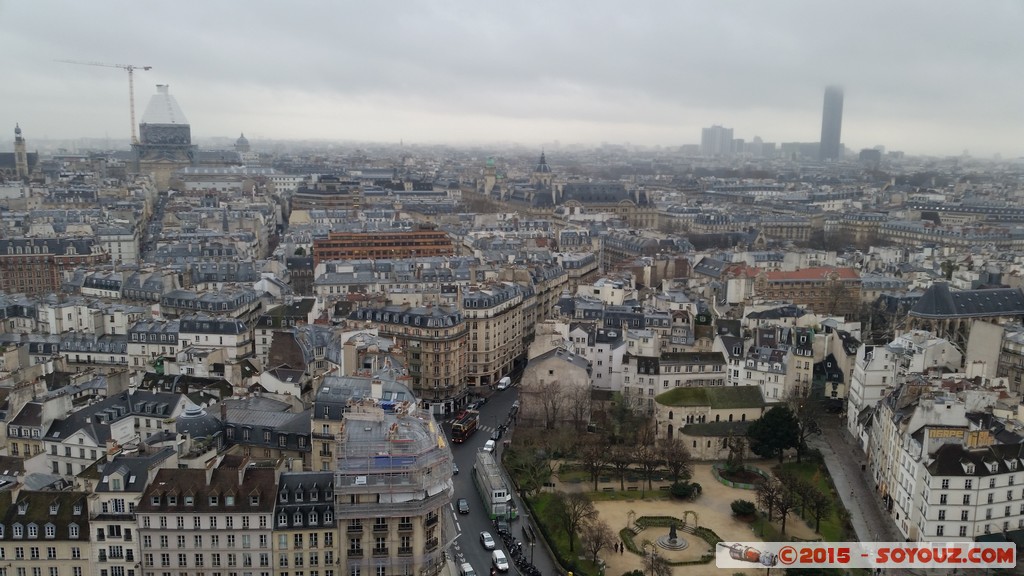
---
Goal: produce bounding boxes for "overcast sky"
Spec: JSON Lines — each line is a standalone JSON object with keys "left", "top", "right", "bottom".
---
{"left": 2, "top": 1, "right": 1022, "bottom": 157}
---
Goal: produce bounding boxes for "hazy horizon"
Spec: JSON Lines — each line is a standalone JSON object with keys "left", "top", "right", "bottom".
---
{"left": 2, "top": 1, "right": 1022, "bottom": 158}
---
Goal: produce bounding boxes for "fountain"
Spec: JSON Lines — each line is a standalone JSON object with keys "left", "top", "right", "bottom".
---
{"left": 655, "top": 521, "right": 689, "bottom": 551}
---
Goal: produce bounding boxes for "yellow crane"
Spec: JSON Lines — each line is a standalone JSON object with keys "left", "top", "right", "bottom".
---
{"left": 56, "top": 59, "right": 153, "bottom": 145}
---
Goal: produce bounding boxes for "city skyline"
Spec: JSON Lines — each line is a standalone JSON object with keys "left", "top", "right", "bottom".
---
{"left": 1, "top": 1, "right": 1022, "bottom": 157}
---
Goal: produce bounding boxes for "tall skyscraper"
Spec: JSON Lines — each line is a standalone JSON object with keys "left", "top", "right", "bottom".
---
{"left": 701, "top": 125, "right": 734, "bottom": 157}
{"left": 819, "top": 86, "right": 844, "bottom": 161}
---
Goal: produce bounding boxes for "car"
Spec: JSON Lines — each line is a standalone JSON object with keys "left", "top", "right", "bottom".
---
{"left": 479, "top": 531, "right": 496, "bottom": 550}
{"left": 490, "top": 429, "right": 501, "bottom": 441}
{"left": 457, "top": 498, "right": 470, "bottom": 514}
{"left": 494, "top": 519, "right": 510, "bottom": 535}
{"left": 483, "top": 440, "right": 496, "bottom": 453}
{"left": 453, "top": 463, "right": 459, "bottom": 475}
{"left": 496, "top": 376, "right": 511, "bottom": 390}
{"left": 491, "top": 550, "right": 509, "bottom": 573}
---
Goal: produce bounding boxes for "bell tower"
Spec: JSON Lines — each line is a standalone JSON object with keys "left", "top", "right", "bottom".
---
{"left": 14, "top": 124, "right": 28, "bottom": 180}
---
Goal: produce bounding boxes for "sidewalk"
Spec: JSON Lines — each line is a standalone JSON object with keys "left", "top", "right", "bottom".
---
{"left": 807, "top": 416, "right": 902, "bottom": 543}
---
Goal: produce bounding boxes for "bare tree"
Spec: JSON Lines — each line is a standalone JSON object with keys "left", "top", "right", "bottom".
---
{"left": 658, "top": 437, "right": 694, "bottom": 483}
{"left": 805, "top": 487, "right": 833, "bottom": 533}
{"left": 577, "top": 436, "right": 610, "bottom": 491}
{"left": 641, "top": 547, "right": 672, "bottom": 576}
{"left": 756, "top": 477, "right": 782, "bottom": 521}
{"left": 774, "top": 482, "right": 798, "bottom": 535}
{"left": 567, "top": 384, "right": 593, "bottom": 432}
{"left": 539, "top": 380, "right": 567, "bottom": 430}
{"left": 634, "top": 442, "right": 663, "bottom": 496}
{"left": 551, "top": 492, "right": 597, "bottom": 552}
{"left": 608, "top": 445, "right": 635, "bottom": 491}
{"left": 580, "top": 517, "right": 616, "bottom": 564}
{"left": 786, "top": 393, "right": 823, "bottom": 464}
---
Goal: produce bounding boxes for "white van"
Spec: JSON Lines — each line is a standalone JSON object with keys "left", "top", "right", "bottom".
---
{"left": 483, "top": 440, "right": 496, "bottom": 453}
{"left": 496, "top": 376, "right": 511, "bottom": 390}
{"left": 459, "top": 563, "right": 476, "bottom": 576}
{"left": 491, "top": 550, "right": 509, "bottom": 572}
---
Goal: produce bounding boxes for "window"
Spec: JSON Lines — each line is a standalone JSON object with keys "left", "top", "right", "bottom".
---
{"left": 938, "top": 510, "right": 946, "bottom": 521}
{"left": 936, "top": 525, "right": 944, "bottom": 536}
{"left": 962, "top": 511, "right": 970, "bottom": 521}
{"left": 939, "top": 495, "right": 947, "bottom": 505}
{"left": 44, "top": 525, "right": 54, "bottom": 539}
{"left": 966, "top": 479, "right": 973, "bottom": 489}
{"left": 941, "top": 479, "right": 950, "bottom": 489}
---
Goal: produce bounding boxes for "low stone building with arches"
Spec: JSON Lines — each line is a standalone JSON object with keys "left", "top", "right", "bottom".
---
{"left": 654, "top": 385, "right": 765, "bottom": 459}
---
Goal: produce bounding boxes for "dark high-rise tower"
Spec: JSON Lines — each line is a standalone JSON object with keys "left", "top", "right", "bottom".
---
{"left": 819, "top": 86, "right": 844, "bottom": 162}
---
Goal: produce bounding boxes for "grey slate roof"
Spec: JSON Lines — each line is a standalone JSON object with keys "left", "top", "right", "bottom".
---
{"left": 909, "top": 283, "right": 1024, "bottom": 319}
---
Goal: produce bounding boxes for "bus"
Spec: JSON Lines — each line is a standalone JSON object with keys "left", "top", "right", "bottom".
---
{"left": 452, "top": 410, "right": 480, "bottom": 443}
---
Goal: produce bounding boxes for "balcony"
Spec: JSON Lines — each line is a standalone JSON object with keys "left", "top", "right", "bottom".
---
{"left": 425, "top": 515, "right": 438, "bottom": 527}
{"left": 348, "top": 549, "right": 364, "bottom": 558}
{"left": 398, "top": 523, "right": 414, "bottom": 532}
{"left": 373, "top": 547, "right": 389, "bottom": 557}
{"left": 398, "top": 547, "right": 414, "bottom": 556}
{"left": 347, "top": 524, "right": 363, "bottom": 534}
{"left": 425, "top": 538, "right": 439, "bottom": 551}
{"left": 373, "top": 524, "right": 388, "bottom": 533}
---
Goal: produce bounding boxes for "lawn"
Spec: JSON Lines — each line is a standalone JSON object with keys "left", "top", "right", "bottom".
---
{"left": 779, "top": 461, "right": 849, "bottom": 542}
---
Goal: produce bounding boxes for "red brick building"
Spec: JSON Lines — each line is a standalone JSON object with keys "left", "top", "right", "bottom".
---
{"left": 312, "top": 226, "right": 454, "bottom": 266}
{"left": 0, "top": 238, "right": 110, "bottom": 295}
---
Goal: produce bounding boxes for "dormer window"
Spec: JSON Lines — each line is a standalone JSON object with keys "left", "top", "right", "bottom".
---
{"left": 209, "top": 496, "right": 219, "bottom": 506}
{"left": 150, "top": 496, "right": 160, "bottom": 506}
{"left": 310, "top": 489, "right": 318, "bottom": 502}
{"left": 293, "top": 512, "right": 303, "bottom": 526}
{"left": 279, "top": 492, "right": 288, "bottom": 503}
{"left": 184, "top": 496, "right": 194, "bottom": 506}
{"left": 168, "top": 495, "right": 177, "bottom": 505}
{"left": 278, "top": 512, "right": 287, "bottom": 526}
{"left": 966, "top": 463, "right": 976, "bottom": 474}
{"left": 990, "top": 462, "right": 999, "bottom": 473}
{"left": 17, "top": 502, "right": 28, "bottom": 515}
{"left": 13, "top": 524, "right": 22, "bottom": 538}
{"left": 250, "top": 495, "right": 259, "bottom": 506}
{"left": 27, "top": 524, "right": 37, "bottom": 538}
{"left": 1011, "top": 461, "right": 1018, "bottom": 471}
{"left": 309, "top": 511, "right": 318, "bottom": 524}
{"left": 225, "top": 496, "right": 235, "bottom": 506}
{"left": 49, "top": 503, "right": 58, "bottom": 515}
{"left": 68, "top": 524, "right": 79, "bottom": 539}
{"left": 73, "top": 504, "right": 82, "bottom": 515}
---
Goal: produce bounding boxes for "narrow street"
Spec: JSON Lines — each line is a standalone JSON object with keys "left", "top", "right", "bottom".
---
{"left": 807, "top": 415, "right": 903, "bottom": 543}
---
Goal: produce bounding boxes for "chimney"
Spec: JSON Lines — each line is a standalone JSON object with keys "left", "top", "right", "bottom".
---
{"left": 238, "top": 458, "right": 249, "bottom": 485}
{"left": 220, "top": 402, "right": 227, "bottom": 421}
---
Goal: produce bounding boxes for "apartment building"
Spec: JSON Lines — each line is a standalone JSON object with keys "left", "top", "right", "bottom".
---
{"left": 622, "top": 350, "right": 728, "bottom": 414}
{"left": 0, "top": 238, "right": 110, "bottom": 295}
{"left": 312, "top": 228, "right": 454, "bottom": 267}
{"left": 349, "top": 305, "right": 468, "bottom": 415}
{"left": 752, "top": 267, "right": 861, "bottom": 317}
{"left": 273, "top": 472, "right": 337, "bottom": 576}
{"left": 86, "top": 448, "right": 178, "bottom": 576}
{"left": 136, "top": 465, "right": 276, "bottom": 576}
{"left": 177, "top": 316, "right": 253, "bottom": 362}
{"left": 0, "top": 490, "right": 91, "bottom": 576}
{"left": 463, "top": 284, "right": 524, "bottom": 388}
{"left": 312, "top": 376, "right": 454, "bottom": 576}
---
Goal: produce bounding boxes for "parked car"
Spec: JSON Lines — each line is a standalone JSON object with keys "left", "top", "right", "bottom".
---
{"left": 457, "top": 498, "right": 470, "bottom": 514}
{"left": 483, "top": 440, "right": 496, "bottom": 453}
{"left": 490, "top": 429, "right": 501, "bottom": 441}
{"left": 453, "top": 463, "right": 459, "bottom": 475}
{"left": 494, "top": 519, "right": 510, "bottom": 535}
{"left": 479, "top": 531, "right": 496, "bottom": 550}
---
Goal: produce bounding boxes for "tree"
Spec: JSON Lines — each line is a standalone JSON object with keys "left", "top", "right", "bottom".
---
{"left": 567, "top": 385, "right": 593, "bottom": 432}
{"left": 774, "top": 477, "right": 798, "bottom": 535}
{"left": 634, "top": 442, "right": 663, "bottom": 496}
{"left": 609, "top": 445, "right": 635, "bottom": 490}
{"left": 747, "top": 405, "right": 800, "bottom": 463}
{"left": 641, "top": 547, "right": 671, "bottom": 576}
{"left": 786, "top": 394, "right": 823, "bottom": 464}
{"left": 756, "top": 477, "right": 783, "bottom": 521}
{"left": 804, "top": 487, "right": 833, "bottom": 533}
{"left": 577, "top": 436, "right": 610, "bottom": 491}
{"left": 551, "top": 492, "right": 597, "bottom": 552}
{"left": 539, "top": 380, "right": 567, "bottom": 430}
{"left": 723, "top": 436, "right": 746, "bottom": 475}
{"left": 580, "top": 517, "right": 616, "bottom": 564}
{"left": 658, "top": 437, "right": 694, "bottom": 483}
{"left": 505, "top": 446, "right": 552, "bottom": 498}
{"left": 293, "top": 246, "right": 306, "bottom": 256}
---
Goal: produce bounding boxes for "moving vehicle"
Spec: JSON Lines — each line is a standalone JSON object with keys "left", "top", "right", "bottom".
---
{"left": 459, "top": 563, "right": 476, "bottom": 576}
{"left": 491, "top": 550, "right": 509, "bottom": 572}
{"left": 452, "top": 410, "right": 480, "bottom": 443}
{"left": 473, "top": 450, "right": 518, "bottom": 520}
{"left": 453, "top": 462, "right": 459, "bottom": 475}
{"left": 496, "top": 376, "right": 511, "bottom": 390}
{"left": 457, "top": 498, "right": 470, "bottom": 514}
{"left": 483, "top": 440, "right": 496, "bottom": 453}
{"left": 480, "top": 531, "right": 496, "bottom": 550}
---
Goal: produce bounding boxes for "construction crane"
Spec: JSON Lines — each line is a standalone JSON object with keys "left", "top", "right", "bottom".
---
{"left": 56, "top": 59, "right": 152, "bottom": 145}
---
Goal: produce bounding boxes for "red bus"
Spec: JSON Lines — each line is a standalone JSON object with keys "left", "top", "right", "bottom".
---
{"left": 452, "top": 410, "right": 480, "bottom": 443}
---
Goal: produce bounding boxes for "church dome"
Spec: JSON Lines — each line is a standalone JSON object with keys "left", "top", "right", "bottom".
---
{"left": 534, "top": 152, "right": 551, "bottom": 173}
{"left": 235, "top": 133, "right": 251, "bottom": 152}
{"left": 175, "top": 404, "right": 223, "bottom": 440}
{"left": 14, "top": 124, "right": 21, "bottom": 136}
